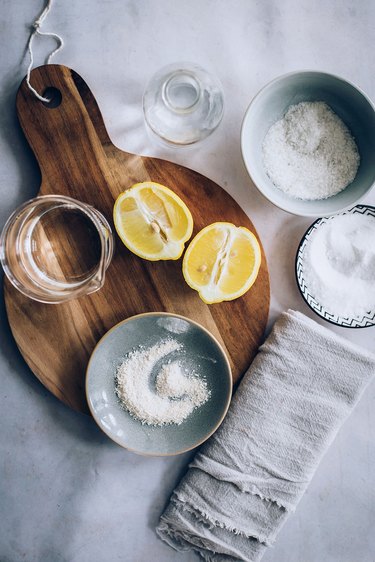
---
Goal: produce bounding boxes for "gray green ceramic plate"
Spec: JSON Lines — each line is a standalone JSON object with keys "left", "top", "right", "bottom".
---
{"left": 86, "top": 312, "right": 232, "bottom": 456}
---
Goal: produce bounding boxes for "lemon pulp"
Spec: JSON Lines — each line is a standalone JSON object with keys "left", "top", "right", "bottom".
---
{"left": 113, "top": 182, "right": 193, "bottom": 261}
{"left": 182, "top": 222, "right": 261, "bottom": 303}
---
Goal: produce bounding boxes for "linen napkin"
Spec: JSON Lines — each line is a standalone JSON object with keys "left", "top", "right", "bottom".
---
{"left": 156, "top": 310, "right": 375, "bottom": 562}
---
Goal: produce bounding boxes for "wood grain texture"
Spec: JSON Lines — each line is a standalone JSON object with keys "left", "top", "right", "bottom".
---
{"left": 4, "top": 65, "right": 270, "bottom": 414}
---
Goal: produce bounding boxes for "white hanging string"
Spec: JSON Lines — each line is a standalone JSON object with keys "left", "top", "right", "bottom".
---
{"left": 26, "top": 0, "right": 64, "bottom": 102}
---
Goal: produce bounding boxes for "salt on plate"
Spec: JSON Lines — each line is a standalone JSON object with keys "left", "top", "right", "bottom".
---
{"left": 115, "top": 339, "right": 210, "bottom": 426}
{"left": 302, "top": 212, "right": 375, "bottom": 319}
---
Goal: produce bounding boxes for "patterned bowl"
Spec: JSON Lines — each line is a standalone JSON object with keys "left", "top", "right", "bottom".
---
{"left": 295, "top": 205, "right": 375, "bottom": 328}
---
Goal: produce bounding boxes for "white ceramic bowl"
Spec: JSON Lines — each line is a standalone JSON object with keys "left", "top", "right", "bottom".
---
{"left": 241, "top": 71, "right": 375, "bottom": 216}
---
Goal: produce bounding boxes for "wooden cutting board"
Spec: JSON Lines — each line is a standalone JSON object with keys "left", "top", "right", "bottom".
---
{"left": 4, "top": 65, "right": 270, "bottom": 414}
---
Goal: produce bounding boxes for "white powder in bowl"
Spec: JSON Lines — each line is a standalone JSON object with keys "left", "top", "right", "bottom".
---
{"left": 302, "top": 213, "right": 375, "bottom": 318}
{"left": 115, "top": 339, "right": 210, "bottom": 426}
{"left": 262, "top": 101, "right": 360, "bottom": 200}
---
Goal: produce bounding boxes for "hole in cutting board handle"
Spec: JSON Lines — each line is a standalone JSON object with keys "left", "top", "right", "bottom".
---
{"left": 42, "top": 87, "right": 62, "bottom": 109}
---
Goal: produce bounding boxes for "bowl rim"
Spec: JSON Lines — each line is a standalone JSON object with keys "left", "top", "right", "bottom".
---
{"left": 294, "top": 204, "right": 375, "bottom": 328}
{"left": 240, "top": 69, "right": 375, "bottom": 217}
{"left": 85, "top": 311, "right": 233, "bottom": 456}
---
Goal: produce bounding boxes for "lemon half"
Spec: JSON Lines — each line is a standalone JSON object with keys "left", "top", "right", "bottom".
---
{"left": 182, "top": 222, "right": 261, "bottom": 304}
{"left": 113, "top": 182, "right": 193, "bottom": 261}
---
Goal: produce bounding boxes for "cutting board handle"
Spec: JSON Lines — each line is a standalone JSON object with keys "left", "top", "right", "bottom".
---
{"left": 16, "top": 64, "right": 121, "bottom": 199}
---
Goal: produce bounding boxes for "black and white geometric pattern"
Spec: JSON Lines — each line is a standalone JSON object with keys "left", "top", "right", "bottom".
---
{"left": 295, "top": 205, "right": 375, "bottom": 329}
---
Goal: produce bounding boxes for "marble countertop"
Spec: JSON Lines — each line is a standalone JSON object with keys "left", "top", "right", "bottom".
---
{"left": 1, "top": 1, "right": 374, "bottom": 561}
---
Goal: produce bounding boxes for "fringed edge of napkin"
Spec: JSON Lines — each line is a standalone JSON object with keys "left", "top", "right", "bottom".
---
{"left": 172, "top": 492, "right": 272, "bottom": 546}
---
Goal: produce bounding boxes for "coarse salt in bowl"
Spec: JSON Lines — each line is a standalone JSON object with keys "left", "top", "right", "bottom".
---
{"left": 241, "top": 71, "right": 375, "bottom": 217}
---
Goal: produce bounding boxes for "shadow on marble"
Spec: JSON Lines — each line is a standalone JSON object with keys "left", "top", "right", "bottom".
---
{"left": 267, "top": 216, "right": 311, "bottom": 310}
{"left": 0, "top": 64, "right": 41, "bottom": 227}
{"left": 146, "top": 449, "right": 195, "bottom": 532}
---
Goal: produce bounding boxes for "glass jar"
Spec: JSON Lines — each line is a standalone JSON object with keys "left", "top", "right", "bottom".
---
{"left": 143, "top": 62, "right": 224, "bottom": 146}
